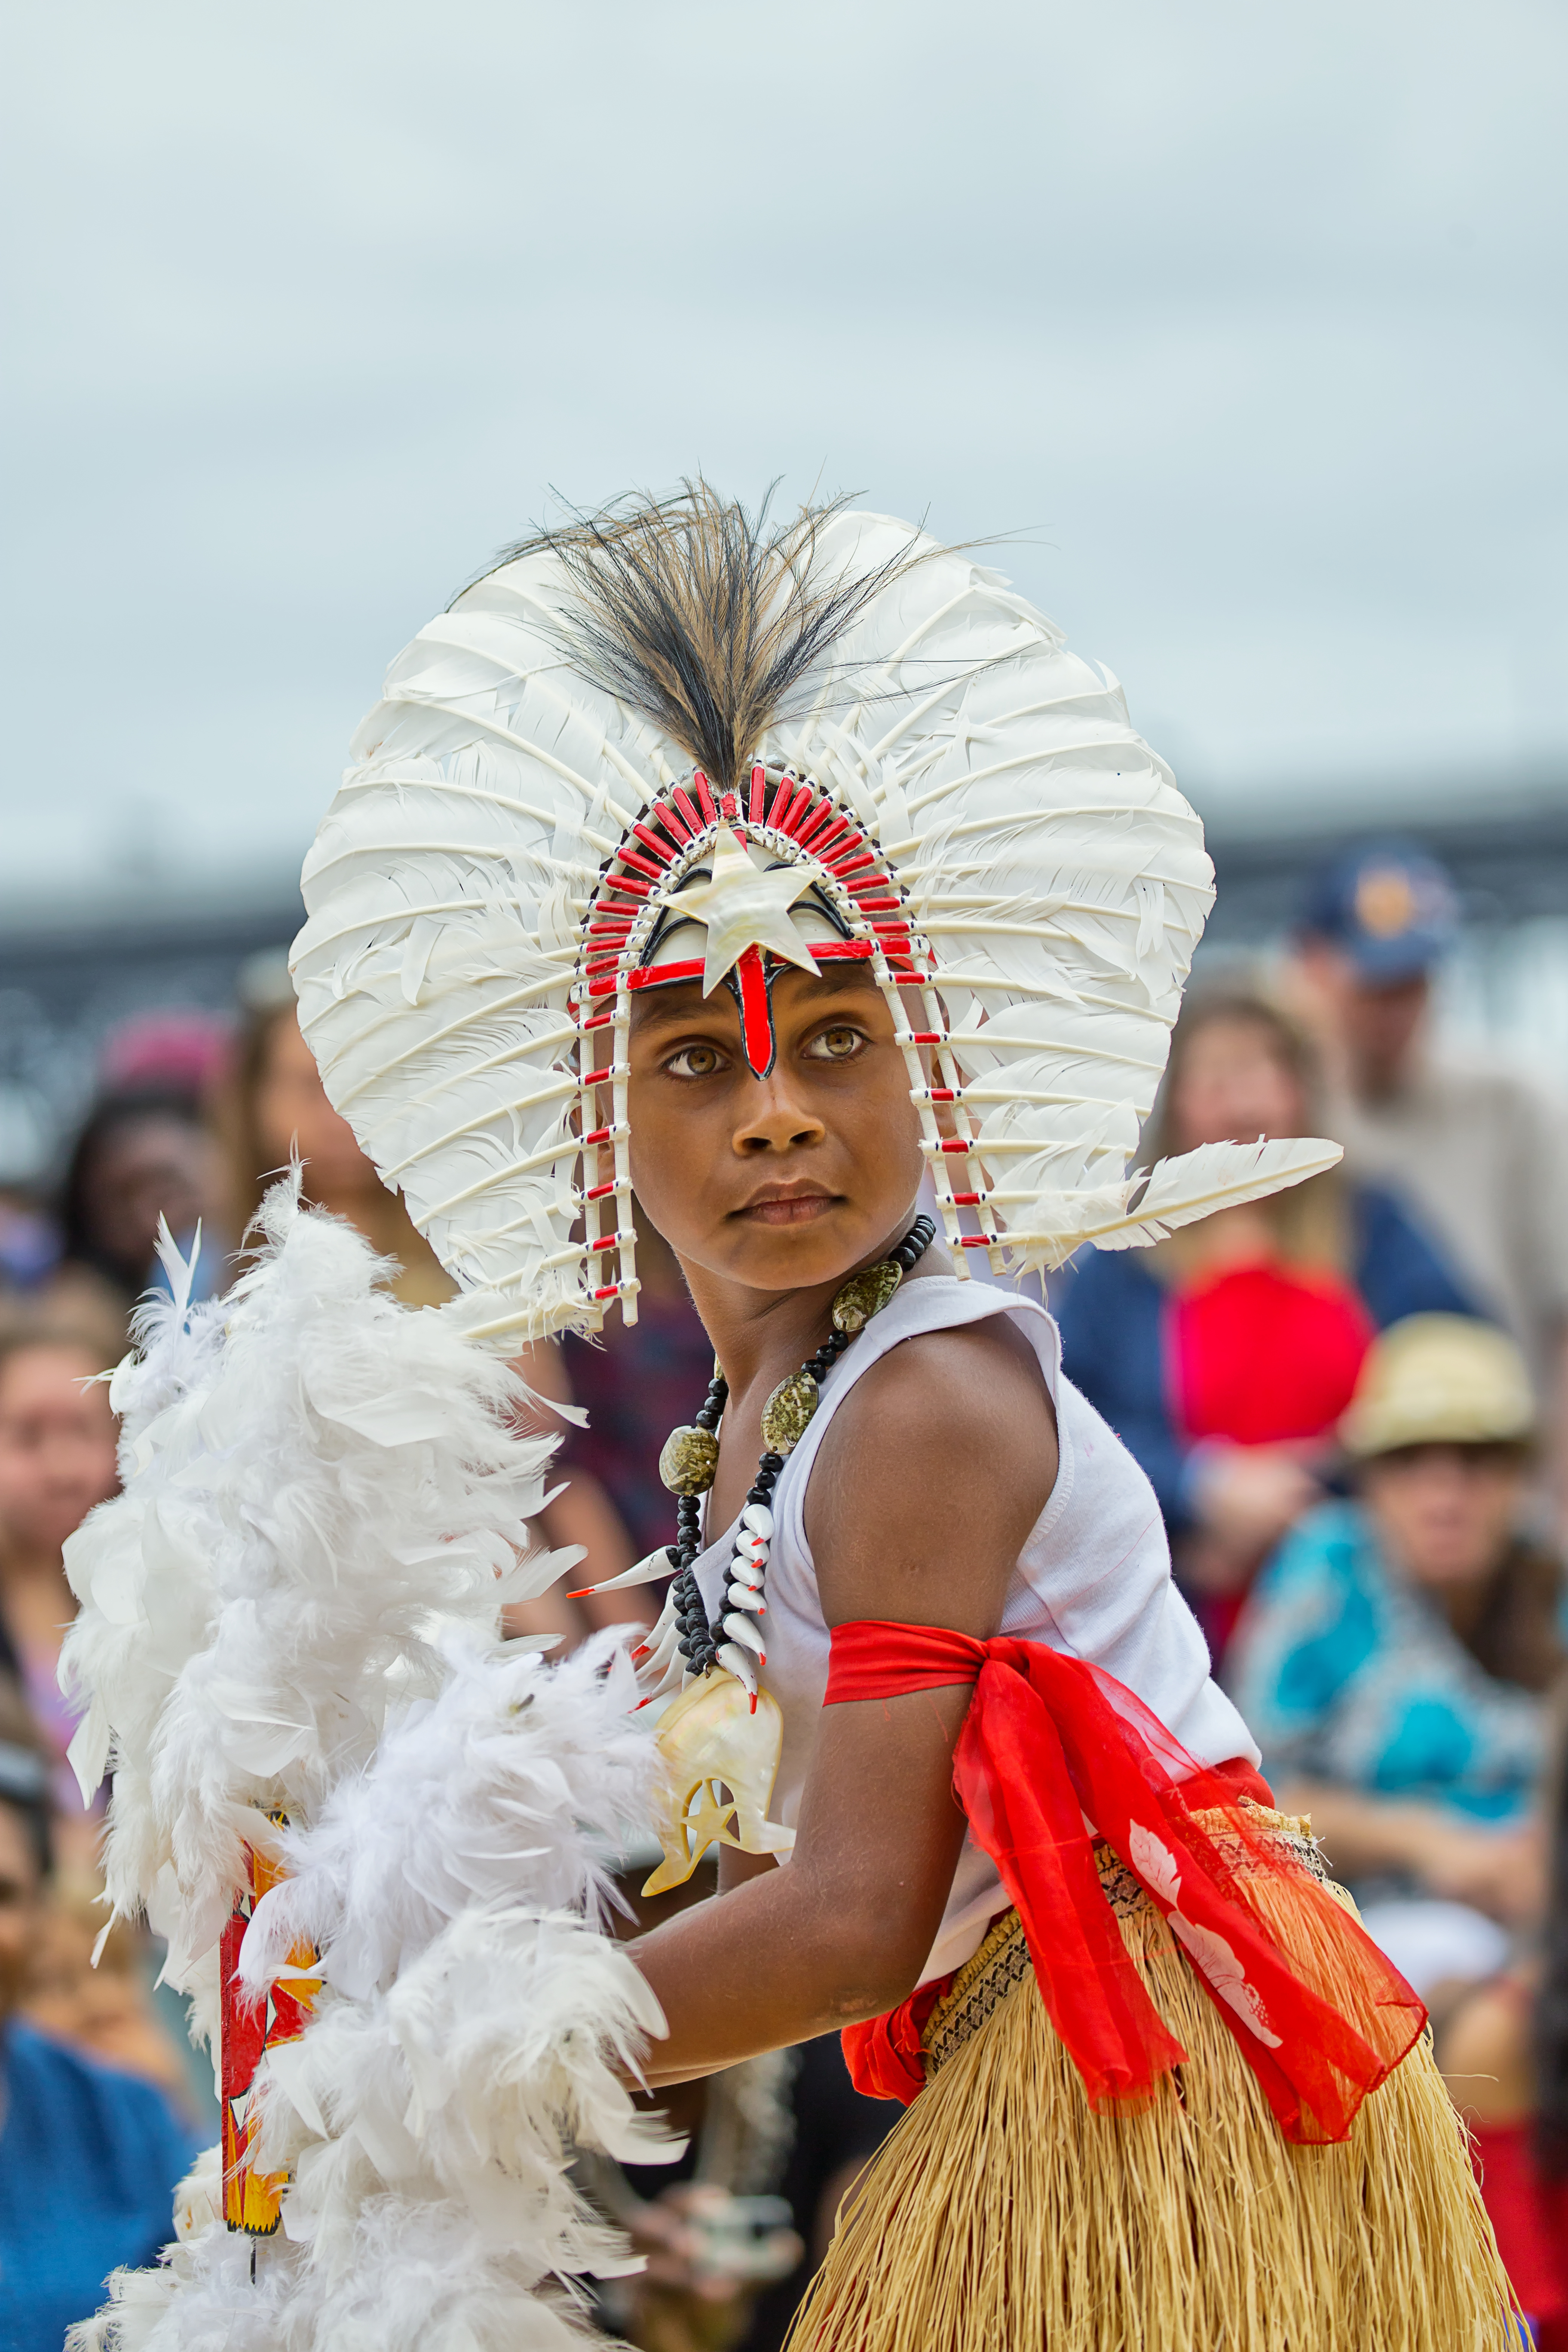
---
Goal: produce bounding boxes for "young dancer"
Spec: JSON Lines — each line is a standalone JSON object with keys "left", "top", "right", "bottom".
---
{"left": 291, "top": 485, "right": 1516, "bottom": 2349}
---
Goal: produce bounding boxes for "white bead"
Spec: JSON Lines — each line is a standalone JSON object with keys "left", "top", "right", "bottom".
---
{"left": 722, "top": 1611, "right": 766, "bottom": 1659}
{"left": 717, "top": 1642, "right": 758, "bottom": 1698}
{"left": 735, "top": 1529, "right": 768, "bottom": 1561}
{"left": 728, "top": 1580, "right": 766, "bottom": 1614}
{"left": 741, "top": 1503, "right": 775, "bottom": 1538}
{"left": 729, "top": 1552, "right": 765, "bottom": 1586}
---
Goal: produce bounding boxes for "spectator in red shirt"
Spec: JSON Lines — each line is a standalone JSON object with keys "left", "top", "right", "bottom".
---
{"left": 1060, "top": 985, "right": 1479, "bottom": 1660}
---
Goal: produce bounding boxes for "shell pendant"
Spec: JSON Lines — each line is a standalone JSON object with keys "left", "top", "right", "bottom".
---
{"left": 642, "top": 1667, "right": 796, "bottom": 1896}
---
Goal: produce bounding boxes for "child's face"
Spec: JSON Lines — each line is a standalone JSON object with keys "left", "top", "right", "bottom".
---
{"left": 626, "top": 965, "right": 925, "bottom": 1298}
{"left": 0, "top": 1344, "right": 118, "bottom": 1565}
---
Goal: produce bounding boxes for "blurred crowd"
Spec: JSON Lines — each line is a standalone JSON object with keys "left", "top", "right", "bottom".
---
{"left": 7, "top": 839, "right": 1568, "bottom": 2345}
{"left": 1060, "top": 840, "right": 1568, "bottom": 2343}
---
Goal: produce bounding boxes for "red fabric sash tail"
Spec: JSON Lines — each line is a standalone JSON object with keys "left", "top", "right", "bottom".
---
{"left": 827, "top": 1620, "right": 1425, "bottom": 2145}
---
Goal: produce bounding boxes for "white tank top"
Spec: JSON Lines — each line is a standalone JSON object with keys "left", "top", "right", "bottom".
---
{"left": 691, "top": 1275, "right": 1259, "bottom": 1986}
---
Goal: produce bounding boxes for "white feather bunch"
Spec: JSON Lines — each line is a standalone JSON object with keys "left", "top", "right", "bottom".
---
{"left": 291, "top": 511, "right": 1328, "bottom": 1319}
{"left": 235, "top": 1631, "right": 655, "bottom": 2004}
{"left": 59, "top": 1174, "right": 575, "bottom": 1999}
{"left": 75, "top": 2193, "right": 623, "bottom": 2352}
{"left": 63, "top": 1179, "right": 678, "bottom": 2351}
{"left": 251, "top": 1908, "right": 670, "bottom": 2271}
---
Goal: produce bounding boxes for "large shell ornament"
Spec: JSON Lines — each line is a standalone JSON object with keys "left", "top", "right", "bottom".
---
{"left": 760, "top": 1370, "right": 819, "bottom": 1458}
{"left": 831, "top": 1259, "right": 903, "bottom": 1335}
{"left": 658, "top": 1425, "right": 720, "bottom": 1496}
{"left": 642, "top": 1668, "right": 796, "bottom": 1896}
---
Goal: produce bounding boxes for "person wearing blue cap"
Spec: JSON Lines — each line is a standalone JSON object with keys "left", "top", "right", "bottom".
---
{"left": 1292, "top": 839, "right": 1568, "bottom": 1518}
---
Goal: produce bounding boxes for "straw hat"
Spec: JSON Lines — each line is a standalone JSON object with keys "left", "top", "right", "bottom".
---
{"left": 1340, "top": 1313, "right": 1536, "bottom": 1460}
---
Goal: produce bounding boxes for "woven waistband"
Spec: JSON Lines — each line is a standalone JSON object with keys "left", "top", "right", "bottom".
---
{"left": 923, "top": 1804, "right": 1328, "bottom": 2078}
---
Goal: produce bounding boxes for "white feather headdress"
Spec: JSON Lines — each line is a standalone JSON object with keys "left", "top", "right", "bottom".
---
{"left": 291, "top": 494, "right": 1335, "bottom": 1342}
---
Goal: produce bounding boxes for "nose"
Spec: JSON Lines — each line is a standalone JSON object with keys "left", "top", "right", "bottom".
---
{"left": 731, "top": 1071, "right": 827, "bottom": 1156}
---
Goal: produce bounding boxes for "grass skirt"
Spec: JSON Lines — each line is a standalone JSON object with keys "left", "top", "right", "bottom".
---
{"left": 787, "top": 1819, "right": 1520, "bottom": 2352}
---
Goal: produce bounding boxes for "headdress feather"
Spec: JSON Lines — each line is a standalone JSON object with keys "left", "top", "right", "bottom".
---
{"left": 292, "top": 495, "right": 1337, "bottom": 1338}
{"left": 498, "top": 480, "right": 925, "bottom": 792}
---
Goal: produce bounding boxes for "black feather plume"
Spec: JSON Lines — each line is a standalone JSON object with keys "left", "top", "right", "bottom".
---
{"left": 487, "top": 480, "right": 928, "bottom": 792}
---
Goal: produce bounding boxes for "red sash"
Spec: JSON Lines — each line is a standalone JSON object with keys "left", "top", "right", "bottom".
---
{"left": 826, "top": 1621, "right": 1424, "bottom": 2146}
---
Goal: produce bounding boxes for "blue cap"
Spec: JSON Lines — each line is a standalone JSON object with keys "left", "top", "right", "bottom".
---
{"left": 1296, "top": 840, "right": 1460, "bottom": 983}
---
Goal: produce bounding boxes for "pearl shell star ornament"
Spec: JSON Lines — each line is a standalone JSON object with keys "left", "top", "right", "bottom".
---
{"left": 676, "top": 827, "right": 822, "bottom": 995}
{"left": 293, "top": 494, "right": 1342, "bottom": 1349}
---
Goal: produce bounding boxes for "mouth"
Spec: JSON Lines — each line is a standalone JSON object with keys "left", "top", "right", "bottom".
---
{"left": 735, "top": 1184, "right": 840, "bottom": 1228}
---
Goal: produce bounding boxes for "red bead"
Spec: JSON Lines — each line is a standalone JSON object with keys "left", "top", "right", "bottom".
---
{"left": 617, "top": 845, "right": 665, "bottom": 882}
{"left": 625, "top": 957, "right": 704, "bottom": 989}
{"left": 781, "top": 783, "right": 815, "bottom": 835}
{"left": 797, "top": 800, "right": 838, "bottom": 851}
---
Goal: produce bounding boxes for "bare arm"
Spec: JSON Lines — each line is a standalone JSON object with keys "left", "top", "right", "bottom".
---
{"left": 628, "top": 1318, "right": 1058, "bottom": 2085}
{"left": 1277, "top": 1779, "right": 1542, "bottom": 1924}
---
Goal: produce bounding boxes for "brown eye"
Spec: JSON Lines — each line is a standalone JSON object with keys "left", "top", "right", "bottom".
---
{"left": 665, "top": 1042, "right": 728, "bottom": 1079}
{"left": 805, "top": 1025, "right": 866, "bottom": 1063}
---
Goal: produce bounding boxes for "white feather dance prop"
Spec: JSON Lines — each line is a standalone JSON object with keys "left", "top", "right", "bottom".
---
{"left": 60, "top": 1179, "right": 676, "bottom": 2352}
{"left": 291, "top": 505, "right": 1336, "bottom": 1341}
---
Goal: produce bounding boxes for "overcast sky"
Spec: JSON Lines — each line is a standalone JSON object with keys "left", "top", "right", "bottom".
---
{"left": 4, "top": 0, "right": 1564, "bottom": 919}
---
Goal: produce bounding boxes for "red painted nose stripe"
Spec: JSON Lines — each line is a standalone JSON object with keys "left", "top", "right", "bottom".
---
{"left": 735, "top": 944, "right": 777, "bottom": 1078}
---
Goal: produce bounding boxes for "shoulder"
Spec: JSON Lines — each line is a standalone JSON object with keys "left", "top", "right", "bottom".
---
{"left": 1059, "top": 1246, "right": 1159, "bottom": 1313}
{"left": 1351, "top": 1178, "right": 1414, "bottom": 1236}
{"left": 1056, "top": 1247, "right": 1164, "bottom": 1381}
{"left": 804, "top": 1307, "right": 1058, "bottom": 1630}
{"left": 1430, "top": 1055, "right": 1568, "bottom": 1132}
{"left": 1254, "top": 1499, "right": 1365, "bottom": 1608}
{"left": 5, "top": 2023, "right": 190, "bottom": 2155}
{"left": 833, "top": 1306, "right": 1055, "bottom": 1458}
{"left": 6, "top": 2018, "right": 98, "bottom": 2093}
{"left": 1349, "top": 1180, "right": 1477, "bottom": 1315}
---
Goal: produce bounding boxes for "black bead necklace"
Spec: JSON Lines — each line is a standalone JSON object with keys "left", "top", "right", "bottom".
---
{"left": 664, "top": 1216, "right": 937, "bottom": 1679}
